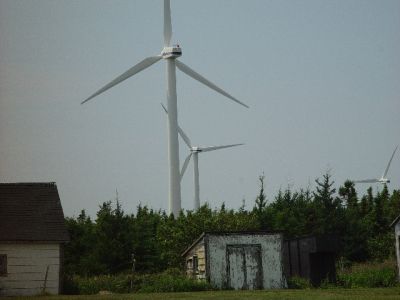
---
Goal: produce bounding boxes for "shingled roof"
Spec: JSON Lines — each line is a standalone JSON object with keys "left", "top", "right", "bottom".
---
{"left": 0, "top": 182, "right": 69, "bottom": 242}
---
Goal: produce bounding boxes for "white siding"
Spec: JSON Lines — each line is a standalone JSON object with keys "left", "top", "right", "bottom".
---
{"left": 395, "top": 223, "right": 400, "bottom": 281}
{"left": 207, "top": 234, "right": 286, "bottom": 289}
{"left": 0, "top": 243, "right": 60, "bottom": 296}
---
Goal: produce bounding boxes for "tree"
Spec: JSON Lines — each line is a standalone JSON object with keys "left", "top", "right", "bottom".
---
{"left": 63, "top": 174, "right": 400, "bottom": 276}
{"left": 253, "top": 174, "right": 269, "bottom": 229}
{"left": 312, "top": 172, "right": 344, "bottom": 235}
{"left": 133, "top": 205, "right": 162, "bottom": 272}
{"left": 338, "top": 180, "right": 358, "bottom": 210}
{"left": 94, "top": 200, "right": 134, "bottom": 273}
{"left": 255, "top": 174, "right": 267, "bottom": 212}
{"left": 337, "top": 181, "right": 368, "bottom": 262}
{"left": 64, "top": 210, "right": 97, "bottom": 275}
{"left": 388, "top": 189, "right": 400, "bottom": 221}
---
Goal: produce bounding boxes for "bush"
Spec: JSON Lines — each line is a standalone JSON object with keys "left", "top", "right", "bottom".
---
{"left": 63, "top": 269, "right": 212, "bottom": 295}
{"left": 287, "top": 276, "right": 312, "bottom": 289}
{"left": 366, "top": 233, "right": 395, "bottom": 261}
{"left": 336, "top": 260, "right": 398, "bottom": 288}
{"left": 138, "top": 269, "right": 212, "bottom": 293}
{"left": 64, "top": 273, "right": 131, "bottom": 295}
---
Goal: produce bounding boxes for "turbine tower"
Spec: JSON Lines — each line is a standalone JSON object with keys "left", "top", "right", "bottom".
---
{"left": 162, "top": 104, "right": 243, "bottom": 210}
{"left": 354, "top": 145, "right": 398, "bottom": 185}
{"left": 81, "top": 0, "right": 248, "bottom": 216}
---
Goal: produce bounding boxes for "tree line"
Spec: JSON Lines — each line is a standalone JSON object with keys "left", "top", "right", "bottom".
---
{"left": 64, "top": 173, "right": 400, "bottom": 276}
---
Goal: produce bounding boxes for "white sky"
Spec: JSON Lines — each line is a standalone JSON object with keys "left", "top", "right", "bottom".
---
{"left": 1, "top": 0, "right": 399, "bottom": 217}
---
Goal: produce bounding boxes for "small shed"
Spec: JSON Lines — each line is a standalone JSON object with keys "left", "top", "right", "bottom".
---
{"left": 0, "top": 182, "right": 69, "bottom": 296}
{"left": 283, "top": 235, "right": 339, "bottom": 286}
{"left": 391, "top": 215, "right": 400, "bottom": 281}
{"left": 181, "top": 231, "right": 286, "bottom": 290}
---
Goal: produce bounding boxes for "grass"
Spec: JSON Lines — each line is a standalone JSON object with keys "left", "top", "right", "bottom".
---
{"left": 12, "top": 288, "right": 400, "bottom": 300}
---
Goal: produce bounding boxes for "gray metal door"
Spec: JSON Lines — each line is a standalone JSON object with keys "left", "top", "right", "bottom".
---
{"left": 226, "top": 244, "right": 263, "bottom": 290}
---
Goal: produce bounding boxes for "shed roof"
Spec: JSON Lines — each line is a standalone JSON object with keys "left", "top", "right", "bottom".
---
{"left": 0, "top": 182, "right": 69, "bottom": 242}
{"left": 391, "top": 214, "right": 400, "bottom": 227}
{"left": 181, "top": 230, "right": 282, "bottom": 257}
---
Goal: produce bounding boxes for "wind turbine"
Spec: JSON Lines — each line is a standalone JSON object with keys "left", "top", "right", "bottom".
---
{"left": 81, "top": 0, "right": 248, "bottom": 216}
{"left": 354, "top": 145, "right": 398, "bottom": 185}
{"left": 161, "top": 104, "right": 243, "bottom": 210}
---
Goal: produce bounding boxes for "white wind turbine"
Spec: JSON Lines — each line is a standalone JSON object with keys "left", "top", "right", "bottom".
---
{"left": 354, "top": 145, "right": 398, "bottom": 185}
{"left": 81, "top": 0, "right": 248, "bottom": 216}
{"left": 161, "top": 104, "right": 243, "bottom": 210}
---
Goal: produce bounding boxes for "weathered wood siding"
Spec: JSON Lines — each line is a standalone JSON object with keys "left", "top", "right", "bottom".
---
{"left": 206, "top": 233, "right": 286, "bottom": 289}
{"left": 0, "top": 243, "right": 60, "bottom": 296}
{"left": 395, "top": 222, "right": 400, "bottom": 281}
{"left": 184, "top": 240, "right": 206, "bottom": 280}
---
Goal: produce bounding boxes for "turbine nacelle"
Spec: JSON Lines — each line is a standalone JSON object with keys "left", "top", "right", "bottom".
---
{"left": 191, "top": 146, "right": 202, "bottom": 153}
{"left": 161, "top": 45, "right": 182, "bottom": 58}
{"left": 379, "top": 178, "right": 390, "bottom": 184}
{"left": 82, "top": 0, "right": 248, "bottom": 216}
{"left": 354, "top": 145, "right": 398, "bottom": 186}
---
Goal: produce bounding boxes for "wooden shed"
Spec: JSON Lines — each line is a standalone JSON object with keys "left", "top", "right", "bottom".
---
{"left": 283, "top": 235, "right": 339, "bottom": 286}
{"left": 0, "top": 182, "right": 69, "bottom": 296}
{"left": 181, "top": 231, "right": 286, "bottom": 290}
{"left": 391, "top": 215, "right": 400, "bottom": 281}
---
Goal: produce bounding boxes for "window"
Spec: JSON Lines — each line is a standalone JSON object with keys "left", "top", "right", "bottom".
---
{"left": 187, "top": 259, "right": 193, "bottom": 269}
{"left": 192, "top": 255, "right": 198, "bottom": 272}
{"left": 0, "top": 254, "right": 7, "bottom": 276}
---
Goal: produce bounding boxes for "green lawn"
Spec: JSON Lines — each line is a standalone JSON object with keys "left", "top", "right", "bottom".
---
{"left": 11, "top": 288, "right": 400, "bottom": 300}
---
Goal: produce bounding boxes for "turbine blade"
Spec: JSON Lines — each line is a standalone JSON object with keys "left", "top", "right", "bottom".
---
{"left": 175, "top": 60, "right": 249, "bottom": 108}
{"left": 354, "top": 179, "right": 379, "bottom": 183}
{"left": 200, "top": 143, "right": 244, "bottom": 153}
{"left": 164, "top": 0, "right": 172, "bottom": 46}
{"left": 178, "top": 127, "right": 192, "bottom": 149}
{"left": 161, "top": 102, "right": 168, "bottom": 114}
{"left": 160, "top": 103, "right": 192, "bottom": 148}
{"left": 180, "top": 153, "right": 192, "bottom": 180}
{"left": 81, "top": 56, "right": 162, "bottom": 104}
{"left": 382, "top": 145, "right": 398, "bottom": 178}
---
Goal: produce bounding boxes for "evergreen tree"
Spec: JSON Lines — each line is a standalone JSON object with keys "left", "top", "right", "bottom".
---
{"left": 255, "top": 174, "right": 267, "bottom": 212}
{"left": 94, "top": 200, "right": 134, "bottom": 273}
{"left": 133, "top": 205, "right": 162, "bottom": 272}
{"left": 312, "top": 173, "right": 344, "bottom": 235}
{"left": 254, "top": 174, "right": 269, "bottom": 229}
{"left": 64, "top": 210, "right": 97, "bottom": 275}
{"left": 338, "top": 180, "right": 358, "bottom": 210}
{"left": 62, "top": 174, "right": 399, "bottom": 275}
{"left": 338, "top": 181, "right": 368, "bottom": 261}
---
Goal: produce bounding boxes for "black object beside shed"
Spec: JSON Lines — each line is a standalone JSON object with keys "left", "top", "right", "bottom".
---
{"left": 283, "top": 235, "right": 339, "bottom": 286}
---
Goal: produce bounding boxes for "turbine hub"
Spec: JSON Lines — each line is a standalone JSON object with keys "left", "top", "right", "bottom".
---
{"left": 191, "top": 147, "right": 202, "bottom": 153}
{"left": 380, "top": 178, "right": 389, "bottom": 184}
{"left": 162, "top": 45, "right": 182, "bottom": 58}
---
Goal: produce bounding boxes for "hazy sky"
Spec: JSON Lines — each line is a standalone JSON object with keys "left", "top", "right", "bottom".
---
{"left": 1, "top": 0, "right": 399, "bottom": 217}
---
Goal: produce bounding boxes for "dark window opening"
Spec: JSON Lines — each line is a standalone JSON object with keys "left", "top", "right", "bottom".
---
{"left": 193, "top": 255, "right": 198, "bottom": 272}
{"left": 187, "top": 259, "right": 192, "bottom": 269}
{"left": 0, "top": 254, "right": 7, "bottom": 276}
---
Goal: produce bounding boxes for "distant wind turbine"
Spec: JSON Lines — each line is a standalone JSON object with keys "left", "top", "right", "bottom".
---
{"left": 354, "top": 145, "right": 398, "bottom": 185}
{"left": 81, "top": 0, "right": 248, "bottom": 216}
{"left": 161, "top": 104, "right": 243, "bottom": 210}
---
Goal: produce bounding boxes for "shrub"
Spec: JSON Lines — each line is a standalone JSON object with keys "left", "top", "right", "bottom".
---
{"left": 287, "top": 276, "right": 312, "bottom": 289}
{"left": 138, "top": 269, "right": 212, "bottom": 293}
{"left": 366, "top": 233, "right": 395, "bottom": 261}
{"left": 336, "top": 260, "right": 398, "bottom": 288}
{"left": 64, "top": 273, "right": 131, "bottom": 295}
{"left": 63, "top": 269, "right": 212, "bottom": 295}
